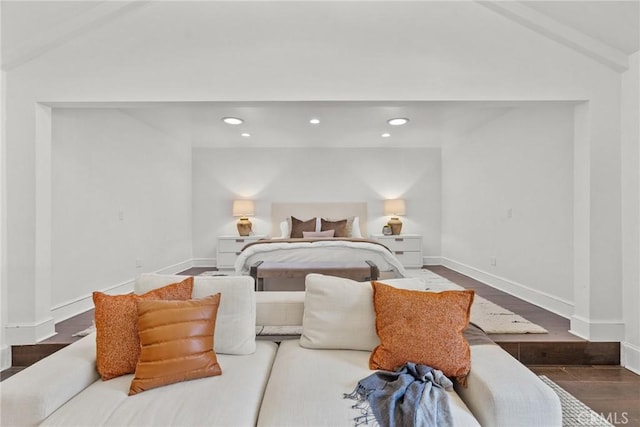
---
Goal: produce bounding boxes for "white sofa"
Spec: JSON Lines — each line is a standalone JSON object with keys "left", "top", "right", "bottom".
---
{"left": 1, "top": 274, "right": 562, "bottom": 427}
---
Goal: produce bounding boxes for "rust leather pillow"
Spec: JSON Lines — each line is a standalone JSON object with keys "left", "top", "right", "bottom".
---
{"left": 369, "top": 281, "right": 474, "bottom": 385}
{"left": 290, "top": 216, "right": 316, "bottom": 238}
{"left": 128, "top": 294, "right": 222, "bottom": 395}
{"left": 93, "top": 276, "right": 194, "bottom": 381}
{"left": 320, "top": 218, "right": 348, "bottom": 237}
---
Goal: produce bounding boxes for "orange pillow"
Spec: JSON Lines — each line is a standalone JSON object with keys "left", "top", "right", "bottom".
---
{"left": 369, "top": 281, "right": 474, "bottom": 385}
{"left": 93, "top": 277, "right": 194, "bottom": 380}
{"left": 128, "top": 294, "right": 222, "bottom": 395}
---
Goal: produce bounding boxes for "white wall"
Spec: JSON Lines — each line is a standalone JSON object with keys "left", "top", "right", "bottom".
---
{"left": 50, "top": 108, "right": 193, "bottom": 321}
{"left": 621, "top": 51, "right": 640, "bottom": 374}
{"left": 0, "top": 1, "right": 629, "bottom": 350}
{"left": 192, "top": 147, "right": 441, "bottom": 263}
{"left": 442, "top": 105, "right": 574, "bottom": 316}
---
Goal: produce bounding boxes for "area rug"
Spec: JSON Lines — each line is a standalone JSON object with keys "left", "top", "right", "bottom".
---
{"left": 539, "top": 375, "right": 614, "bottom": 427}
{"left": 404, "top": 269, "right": 548, "bottom": 334}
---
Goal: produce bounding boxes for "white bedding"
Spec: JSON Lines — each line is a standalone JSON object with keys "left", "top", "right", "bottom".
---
{"left": 234, "top": 240, "right": 408, "bottom": 277}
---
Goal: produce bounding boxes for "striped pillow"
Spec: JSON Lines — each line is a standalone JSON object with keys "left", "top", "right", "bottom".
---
{"left": 128, "top": 294, "right": 222, "bottom": 395}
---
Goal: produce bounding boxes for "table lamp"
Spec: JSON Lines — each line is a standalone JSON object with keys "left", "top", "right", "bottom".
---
{"left": 233, "top": 200, "right": 255, "bottom": 236}
{"left": 384, "top": 199, "right": 406, "bottom": 235}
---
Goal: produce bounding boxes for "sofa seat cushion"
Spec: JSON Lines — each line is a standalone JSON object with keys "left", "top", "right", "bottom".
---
{"left": 257, "top": 340, "right": 480, "bottom": 427}
{"left": 40, "top": 341, "right": 278, "bottom": 427}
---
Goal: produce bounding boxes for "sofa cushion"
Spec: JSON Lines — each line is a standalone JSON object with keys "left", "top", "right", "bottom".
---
{"left": 369, "top": 282, "right": 474, "bottom": 384}
{"left": 134, "top": 274, "right": 256, "bottom": 355}
{"left": 256, "top": 291, "right": 305, "bottom": 326}
{"left": 300, "top": 274, "right": 425, "bottom": 351}
{"left": 129, "top": 294, "right": 222, "bottom": 395}
{"left": 93, "top": 277, "right": 194, "bottom": 380}
{"left": 257, "top": 340, "right": 480, "bottom": 427}
{"left": 39, "top": 341, "right": 278, "bottom": 427}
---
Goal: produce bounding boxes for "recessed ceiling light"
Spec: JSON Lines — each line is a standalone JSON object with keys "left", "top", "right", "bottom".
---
{"left": 223, "top": 117, "right": 243, "bottom": 125}
{"left": 387, "top": 118, "right": 409, "bottom": 126}
{"left": 241, "top": 132, "right": 251, "bottom": 137}
{"left": 381, "top": 133, "right": 391, "bottom": 138}
{"left": 309, "top": 118, "right": 320, "bottom": 124}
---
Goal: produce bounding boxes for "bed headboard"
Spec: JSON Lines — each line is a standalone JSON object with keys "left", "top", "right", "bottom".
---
{"left": 270, "top": 202, "right": 368, "bottom": 237}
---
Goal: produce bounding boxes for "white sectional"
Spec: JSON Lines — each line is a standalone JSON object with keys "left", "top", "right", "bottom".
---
{"left": 1, "top": 274, "right": 562, "bottom": 427}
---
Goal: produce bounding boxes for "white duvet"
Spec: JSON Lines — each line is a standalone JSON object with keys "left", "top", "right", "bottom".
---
{"left": 234, "top": 240, "right": 408, "bottom": 277}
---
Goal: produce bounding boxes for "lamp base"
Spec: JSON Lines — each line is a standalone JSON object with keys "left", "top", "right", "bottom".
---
{"left": 387, "top": 217, "right": 402, "bottom": 235}
{"left": 237, "top": 217, "right": 252, "bottom": 236}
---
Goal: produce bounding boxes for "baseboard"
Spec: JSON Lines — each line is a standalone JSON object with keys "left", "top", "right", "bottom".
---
{"left": 1, "top": 344, "right": 11, "bottom": 371}
{"left": 155, "top": 259, "right": 194, "bottom": 274}
{"left": 570, "top": 315, "right": 625, "bottom": 342}
{"left": 50, "top": 278, "right": 135, "bottom": 324}
{"left": 441, "top": 257, "right": 574, "bottom": 319}
{"left": 422, "top": 256, "right": 442, "bottom": 266}
{"left": 50, "top": 259, "right": 195, "bottom": 324}
{"left": 5, "top": 316, "right": 56, "bottom": 345}
{"left": 621, "top": 341, "right": 640, "bottom": 375}
{"left": 193, "top": 258, "right": 216, "bottom": 267}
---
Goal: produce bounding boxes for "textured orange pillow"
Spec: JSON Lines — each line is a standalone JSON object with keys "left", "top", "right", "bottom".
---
{"left": 93, "top": 276, "right": 194, "bottom": 380}
{"left": 128, "top": 294, "right": 222, "bottom": 395}
{"left": 369, "top": 281, "right": 474, "bottom": 385}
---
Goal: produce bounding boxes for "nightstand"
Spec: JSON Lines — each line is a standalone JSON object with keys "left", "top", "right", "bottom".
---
{"left": 370, "top": 234, "right": 423, "bottom": 268}
{"left": 217, "top": 235, "right": 267, "bottom": 269}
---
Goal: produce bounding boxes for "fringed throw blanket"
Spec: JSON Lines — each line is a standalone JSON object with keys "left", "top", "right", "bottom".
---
{"left": 344, "top": 362, "right": 454, "bottom": 427}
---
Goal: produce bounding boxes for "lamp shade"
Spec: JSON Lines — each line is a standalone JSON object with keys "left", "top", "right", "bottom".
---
{"left": 384, "top": 199, "right": 406, "bottom": 216}
{"left": 232, "top": 200, "right": 255, "bottom": 217}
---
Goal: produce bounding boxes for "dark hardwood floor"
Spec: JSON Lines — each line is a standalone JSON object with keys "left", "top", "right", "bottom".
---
{"left": 2, "top": 266, "right": 638, "bottom": 426}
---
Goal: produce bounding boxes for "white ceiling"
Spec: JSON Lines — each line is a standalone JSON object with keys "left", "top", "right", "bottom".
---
{"left": 117, "top": 101, "right": 571, "bottom": 148}
{"left": 524, "top": 1, "right": 639, "bottom": 54}
{"left": 1, "top": 1, "right": 637, "bottom": 148}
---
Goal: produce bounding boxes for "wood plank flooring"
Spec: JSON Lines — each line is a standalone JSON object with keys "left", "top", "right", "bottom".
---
{"left": 2, "top": 265, "right": 638, "bottom": 426}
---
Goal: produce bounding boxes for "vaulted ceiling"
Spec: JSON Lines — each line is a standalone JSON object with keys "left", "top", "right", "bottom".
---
{"left": 1, "top": 1, "right": 637, "bottom": 148}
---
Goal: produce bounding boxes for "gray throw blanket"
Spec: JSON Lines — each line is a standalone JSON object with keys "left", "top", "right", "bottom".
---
{"left": 343, "top": 363, "right": 454, "bottom": 427}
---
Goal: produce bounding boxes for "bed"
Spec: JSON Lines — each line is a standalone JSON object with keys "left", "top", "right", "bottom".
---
{"left": 233, "top": 203, "right": 408, "bottom": 288}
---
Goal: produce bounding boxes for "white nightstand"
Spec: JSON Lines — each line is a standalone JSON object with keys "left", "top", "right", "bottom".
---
{"left": 370, "top": 234, "right": 423, "bottom": 268}
{"left": 217, "top": 235, "right": 267, "bottom": 269}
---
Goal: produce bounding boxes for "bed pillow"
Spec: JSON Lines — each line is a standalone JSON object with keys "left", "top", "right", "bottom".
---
{"left": 352, "top": 216, "right": 363, "bottom": 238}
{"left": 93, "top": 277, "right": 194, "bottom": 380}
{"left": 302, "top": 230, "right": 335, "bottom": 238}
{"left": 300, "top": 274, "right": 426, "bottom": 351}
{"left": 320, "top": 218, "right": 348, "bottom": 237}
{"left": 369, "top": 281, "right": 474, "bottom": 384}
{"left": 279, "top": 220, "right": 289, "bottom": 238}
{"left": 128, "top": 294, "right": 222, "bottom": 395}
{"left": 134, "top": 274, "right": 256, "bottom": 355}
{"left": 281, "top": 216, "right": 362, "bottom": 237}
{"left": 290, "top": 216, "right": 317, "bottom": 238}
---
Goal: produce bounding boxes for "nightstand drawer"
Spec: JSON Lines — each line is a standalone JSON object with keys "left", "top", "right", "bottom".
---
{"left": 379, "top": 237, "right": 421, "bottom": 252}
{"left": 218, "top": 252, "right": 240, "bottom": 267}
{"left": 218, "top": 237, "right": 255, "bottom": 253}
{"left": 392, "top": 251, "right": 422, "bottom": 268}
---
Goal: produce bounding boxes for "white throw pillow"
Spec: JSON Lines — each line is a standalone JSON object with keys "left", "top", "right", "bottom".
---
{"left": 134, "top": 273, "right": 256, "bottom": 355}
{"left": 279, "top": 220, "right": 289, "bottom": 238}
{"left": 352, "top": 216, "right": 363, "bottom": 238}
{"left": 300, "top": 274, "right": 426, "bottom": 351}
